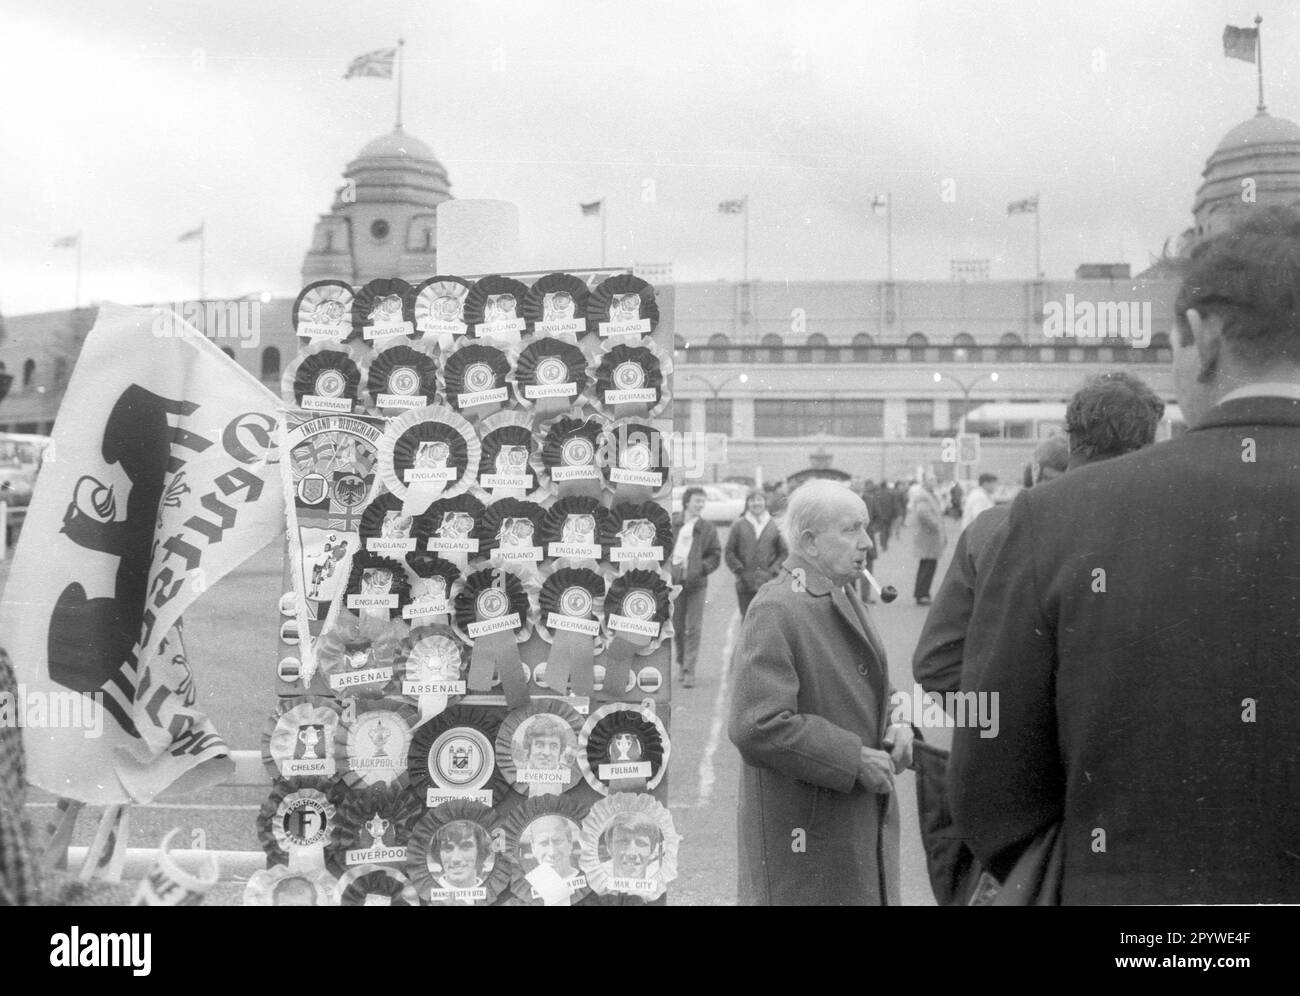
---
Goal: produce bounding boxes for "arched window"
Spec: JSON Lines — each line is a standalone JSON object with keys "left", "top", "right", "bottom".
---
{"left": 1000, "top": 333, "right": 1023, "bottom": 346}
{"left": 22, "top": 358, "right": 35, "bottom": 387}
{"left": 707, "top": 334, "right": 731, "bottom": 347}
{"left": 806, "top": 333, "right": 828, "bottom": 347}
{"left": 852, "top": 333, "right": 874, "bottom": 347}
{"left": 953, "top": 333, "right": 976, "bottom": 347}
{"left": 905, "top": 333, "right": 928, "bottom": 348}
{"left": 261, "top": 346, "right": 281, "bottom": 381}
{"left": 761, "top": 333, "right": 783, "bottom": 348}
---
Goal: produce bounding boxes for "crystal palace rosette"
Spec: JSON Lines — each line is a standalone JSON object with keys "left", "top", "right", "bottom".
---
{"left": 406, "top": 704, "right": 510, "bottom": 809}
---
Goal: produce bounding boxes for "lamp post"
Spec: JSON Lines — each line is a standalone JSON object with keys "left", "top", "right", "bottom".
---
{"left": 932, "top": 370, "right": 999, "bottom": 482}
{"left": 682, "top": 372, "right": 749, "bottom": 482}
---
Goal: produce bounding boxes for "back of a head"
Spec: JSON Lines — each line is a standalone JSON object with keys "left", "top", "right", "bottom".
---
{"left": 1033, "top": 433, "right": 1070, "bottom": 481}
{"left": 1174, "top": 205, "right": 1300, "bottom": 368}
{"left": 1065, "top": 371, "right": 1165, "bottom": 462}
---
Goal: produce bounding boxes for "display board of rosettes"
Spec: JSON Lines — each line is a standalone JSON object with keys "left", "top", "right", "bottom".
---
{"left": 249, "top": 270, "right": 682, "bottom": 906}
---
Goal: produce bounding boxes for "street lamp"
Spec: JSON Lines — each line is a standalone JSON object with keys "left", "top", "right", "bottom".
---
{"left": 932, "top": 370, "right": 999, "bottom": 482}
{"left": 682, "top": 372, "right": 749, "bottom": 482}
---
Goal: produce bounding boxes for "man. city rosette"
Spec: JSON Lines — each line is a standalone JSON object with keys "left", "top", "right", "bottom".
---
{"left": 293, "top": 279, "right": 357, "bottom": 343}
{"left": 333, "top": 697, "right": 419, "bottom": 789}
{"left": 331, "top": 777, "right": 424, "bottom": 876}
{"left": 579, "top": 792, "right": 680, "bottom": 901}
{"left": 406, "top": 800, "right": 511, "bottom": 906}
{"left": 500, "top": 795, "right": 594, "bottom": 906}
{"left": 261, "top": 696, "right": 343, "bottom": 781}
{"left": 407, "top": 704, "right": 509, "bottom": 809}
{"left": 377, "top": 403, "right": 480, "bottom": 516}
{"left": 578, "top": 702, "right": 670, "bottom": 795}
{"left": 496, "top": 698, "right": 585, "bottom": 798}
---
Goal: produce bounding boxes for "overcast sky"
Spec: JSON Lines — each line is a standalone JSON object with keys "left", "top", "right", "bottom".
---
{"left": 2, "top": 0, "right": 1294, "bottom": 314}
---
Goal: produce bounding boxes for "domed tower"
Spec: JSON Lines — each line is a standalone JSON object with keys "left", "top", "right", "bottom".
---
{"left": 301, "top": 126, "right": 453, "bottom": 285}
{"left": 1192, "top": 110, "right": 1300, "bottom": 240}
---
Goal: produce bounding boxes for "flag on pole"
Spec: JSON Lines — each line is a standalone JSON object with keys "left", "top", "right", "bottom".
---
{"left": 52, "top": 233, "right": 79, "bottom": 249}
{"left": 718, "top": 198, "right": 746, "bottom": 214}
{"left": 1007, "top": 195, "right": 1038, "bottom": 215}
{"left": 870, "top": 194, "right": 889, "bottom": 216}
{"left": 344, "top": 47, "right": 397, "bottom": 79}
{"left": 0, "top": 303, "right": 284, "bottom": 804}
{"left": 579, "top": 200, "right": 603, "bottom": 216}
{"left": 1223, "top": 24, "right": 1259, "bottom": 63}
{"left": 178, "top": 223, "right": 204, "bottom": 243}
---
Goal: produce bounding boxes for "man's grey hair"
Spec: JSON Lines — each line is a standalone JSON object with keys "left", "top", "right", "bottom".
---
{"left": 781, "top": 479, "right": 863, "bottom": 547}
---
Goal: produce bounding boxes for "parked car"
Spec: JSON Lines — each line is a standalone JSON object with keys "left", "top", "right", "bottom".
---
{"left": 955, "top": 478, "right": 1022, "bottom": 505}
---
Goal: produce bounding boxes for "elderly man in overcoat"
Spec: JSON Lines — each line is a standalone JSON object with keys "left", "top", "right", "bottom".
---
{"left": 728, "top": 480, "right": 913, "bottom": 905}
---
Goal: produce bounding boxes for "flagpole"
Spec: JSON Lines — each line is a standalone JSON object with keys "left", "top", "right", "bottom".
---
{"left": 886, "top": 193, "right": 894, "bottom": 284}
{"left": 396, "top": 38, "right": 405, "bottom": 129}
{"left": 1034, "top": 194, "right": 1042, "bottom": 279}
{"left": 743, "top": 194, "right": 750, "bottom": 283}
{"left": 601, "top": 197, "right": 607, "bottom": 268}
{"left": 75, "top": 232, "right": 82, "bottom": 310}
{"left": 199, "top": 223, "right": 206, "bottom": 301}
{"left": 1255, "top": 15, "right": 1265, "bottom": 114}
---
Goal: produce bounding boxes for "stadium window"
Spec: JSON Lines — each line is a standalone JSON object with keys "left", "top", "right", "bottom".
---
{"left": 806, "top": 333, "right": 828, "bottom": 347}
{"left": 707, "top": 334, "right": 731, "bottom": 347}
{"left": 999, "top": 332, "right": 1023, "bottom": 346}
{"left": 953, "top": 333, "right": 975, "bottom": 347}
{"left": 22, "top": 358, "right": 35, "bottom": 387}
{"left": 705, "top": 398, "right": 733, "bottom": 436}
{"left": 905, "top": 399, "right": 934, "bottom": 438}
{"left": 753, "top": 398, "right": 884, "bottom": 437}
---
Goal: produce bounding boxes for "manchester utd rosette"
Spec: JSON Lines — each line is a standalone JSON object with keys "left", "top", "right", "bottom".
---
{"left": 523, "top": 272, "right": 592, "bottom": 337}
{"left": 353, "top": 276, "right": 416, "bottom": 343}
{"left": 407, "top": 705, "right": 509, "bottom": 809}
{"left": 476, "top": 409, "right": 545, "bottom": 499}
{"left": 261, "top": 696, "right": 343, "bottom": 781}
{"left": 463, "top": 274, "right": 530, "bottom": 339}
{"left": 592, "top": 340, "right": 671, "bottom": 420}
{"left": 377, "top": 404, "right": 479, "bottom": 515}
{"left": 331, "top": 776, "right": 423, "bottom": 875}
{"left": 579, "top": 792, "right": 679, "bottom": 901}
{"left": 406, "top": 800, "right": 511, "bottom": 906}
{"left": 257, "top": 778, "right": 340, "bottom": 870}
{"left": 496, "top": 698, "right": 585, "bottom": 797}
{"left": 537, "top": 412, "right": 609, "bottom": 499}
{"left": 440, "top": 338, "right": 513, "bottom": 419}
{"left": 293, "top": 279, "right": 357, "bottom": 343}
{"left": 411, "top": 274, "right": 472, "bottom": 343}
{"left": 578, "top": 702, "right": 670, "bottom": 795}
{"left": 243, "top": 865, "right": 339, "bottom": 907}
{"left": 336, "top": 864, "right": 420, "bottom": 906}
{"left": 587, "top": 274, "right": 660, "bottom": 339}
{"left": 283, "top": 340, "right": 363, "bottom": 414}
{"left": 362, "top": 342, "right": 439, "bottom": 414}
{"left": 334, "top": 697, "right": 419, "bottom": 789}
{"left": 500, "top": 795, "right": 593, "bottom": 906}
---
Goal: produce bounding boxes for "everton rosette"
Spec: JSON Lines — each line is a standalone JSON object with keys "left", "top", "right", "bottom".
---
{"left": 398, "top": 623, "right": 466, "bottom": 722}
{"left": 243, "top": 865, "right": 339, "bottom": 907}
{"left": 578, "top": 702, "right": 670, "bottom": 795}
{"left": 257, "top": 777, "right": 340, "bottom": 871}
{"left": 476, "top": 410, "right": 545, "bottom": 500}
{"left": 600, "top": 569, "right": 676, "bottom": 696}
{"left": 315, "top": 609, "right": 405, "bottom": 697}
{"left": 282, "top": 340, "right": 363, "bottom": 415}
{"left": 592, "top": 340, "right": 672, "bottom": 421}
{"left": 261, "top": 696, "right": 343, "bottom": 781}
{"left": 331, "top": 776, "right": 423, "bottom": 876}
{"left": 361, "top": 342, "right": 439, "bottom": 416}
{"left": 352, "top": 276, "right": 415, "bottom": 344}
{"left": 496, "top": 699, "right": 585, "bottom": 798}
{"left": 536, "top": 563, "right": 608, "bottom": 696}
{"left": 378, "top": 403, "right": 479, "bottom": 516}
{"left": 407, "top": 800, "right": 510, "bottom": 906}
{"left": 524, "top": 272, "right": 592, "bottom": 338}
{"left": 417, "top": 492, "right": 486, "bottom": 573}
{"left": 601, "top": 418, "right": 670, "bottom": 506}
{"left": 509, "top": 333, "right": 590, "bottom": 419}
{"left": 538, "top": 496, "right": 614, "bottom": 565}
{"left": 293, "top": 279, "right": 357, "bottom": 344}
{"left": 440, "top": 338, "right": 513, "bottom": 421}
{"left": 605, "top": 501, "right": 672, "bottom": 572}
{"left": 333, "top": 697, "right": 419, "bottom": 789}
{"left": 587, "top": 273, "right": 660, "bottom": 340}
{"left": 402, "top": 551, "right": 461, "bottom": 625}
{"left": 407, "top": 705, "right": 509, "bottom": 809}
{"left": 500, "top": 795, "right": 593, "bottom": 906}
{"left": 579, "top": 793, "right": 680, "bottom": 902}
{"left": 411, "top": 274, "right": 472, "bottom": 346}
{"left": 336, "top": 865, "right": 419, "bottom": 907}
{"left": 462, "top": 274, "right": 529, "bottom": 340}
{"left": 453, "top": 566, "right": 534, "bottom": 708}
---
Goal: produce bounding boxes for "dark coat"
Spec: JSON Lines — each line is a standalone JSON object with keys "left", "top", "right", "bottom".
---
{"left": 911, "top": 488, "right": 947, "bottom": 559}
{"left": 669, "top": 513, "right": 721, "bottom": 592}
{"left": 950, "top": 396, "right": 1300, "bottom": 904}
{"left": 728, "top": 554, "right": 900, "bottom": 905}
{"left": 724, "top": 515, "right": 788, "bottom": 594}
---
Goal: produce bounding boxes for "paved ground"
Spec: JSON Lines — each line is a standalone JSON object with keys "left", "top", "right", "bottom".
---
{"left": 7, "top": 514, "right": 960, "bottom": 905}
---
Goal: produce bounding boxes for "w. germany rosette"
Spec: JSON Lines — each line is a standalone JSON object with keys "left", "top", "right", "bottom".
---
{"left": 412, "top": 274, "right": 472, "bottom": 344}
{"left": 333, "top": 697, "right": 419, "bottom": 789}
{"left": 378, "top": 404, "right": 479, "bottom": 516}
{"left": 453, "top": 566, "right": 534, "bottom": 708}
{"left": 510, "top": 333, "right": 590, "bottom": 418}
{"left": 362, "top": 342, "right": 439, "bottom": 415}
{"left": 538, "top": 412, "right": 609, "bottom": 499}
{"left": 293, "top": 279, "right": 356, "bottom": 343}
{"left": 500, "top": 795, "right": 593, "bottom": 906}
{"left": 261, "top": 696, "right": 343, "bottom": 781}
{"left": 406, "top": 705, "right": 509, "bottom": 808}
{"left": 605, "top": 501, "right": 672, "bottom": 570}
{"left": 283, "top": 341, "right": 363, "bottom": 414}
{"left": 331, "top": 776, "right": 423, "bottom": 876}
{"left": 592, "top": 340, "right": 671, "bottom": 420}
{"left": 463, "top": 274, "right": 530, "bottom": 340}
{"left": 406, "top": 800, "right": 510, "bottom": 906}
{"left": 536, "top": 564, "right": 608, "bottom": 696}
{"left": 353, "top": 277, "right": 415, "bottom": 343}
{"left": 398, "top": 623, "right": 466, "bottom": 721}
{"left": 578, "top": 702, "right": 670, "bottom": 795}
{"left": 600, "top": 568, "right": 676, "bottom": 695}
{"left": 601, "top": 419, "right": 671, "bottom": 504}
{"left": 440, "top": 338, "right": 513, "bottom": 420}
{"left": 587, "top": 274, "right": 660, "bottom": 339}
{"left": 524, "top": 272, "right": 592, "bottom": 337}
{"left": 476, "top": 410, "right": 545, "bottom": 500}
{"left": 257, "top": 778, "right": 340, "bottom": 870}
{"left": 496, "top": 698, "right": 585, "bottom": 797}
{"left": 579, "top": 793, "right": 679, "bottom": 901}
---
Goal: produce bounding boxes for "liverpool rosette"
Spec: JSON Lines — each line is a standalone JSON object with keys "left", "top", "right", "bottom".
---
{"left": 333, "top": 697, "right": 419, "bottom": 790}
{"left": 500, "top": 795, "right": 594, "bottom": 906}
{"left": 496, "top": 698, "right": 585, "bottom": 798}
{"left": 587, "top": 273, "right": 660, "bottom": 339}
{"left": 283, "top": 341, "right": 363, "bottom": 414}
{"left": 578, "top": 702, "right": 670, "bottom": 795}
{"left": 362, "top": 343, "right": 439, "bottom": 414}
{"left": 353, "top": 277, "right": 415, "bottom": 343}
{"left": 412, "top": 274, "right": 472, "bottom": 342}
{"left": 523, "top": 272, "right": 592, "bottom": 337}
{"left": 378, "top": 404, "right": 480, "bottom": 515}
{"left": 261, "top": 696, "right": 343, "bottom": 781}
{"left": 463, "top": 274, "right": 530, "bottom": 338}
{"left": 579, "top": 793, "right": 680, "bottom": 901}
{"left": 406, "top": 800, "right": 511, "bottom": 906}
{"left": 293, "top": 279, "right": 356, "bottom": 343}
{"left": 331, "top": 776, "right": 423, "bottom": 876}
{"left": 440, "top": 339, "right": 512, "bottom": 417}
{"left": 407, "top": 705, "right": 509, "bottom": 808}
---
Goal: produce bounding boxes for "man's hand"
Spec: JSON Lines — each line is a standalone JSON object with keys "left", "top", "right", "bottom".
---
{"left": 858, "top": 746, "right": 895, "bottom": 794}
{"left": 883, "top": 724, "right": 914, "bottom": 773}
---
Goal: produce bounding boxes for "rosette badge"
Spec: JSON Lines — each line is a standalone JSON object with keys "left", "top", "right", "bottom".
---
{"left": 477, "top": 410, "right": 543, "bottom": 498}
{"left": 353, "top": 277, "right": 415, "bottom": 342}
{"left": 463, "top": 275, "right": 530, "bottom": 339}
{"left": 363, "top": 344, "right": 438, "bottom": 414}
{"left": 524, "top": 272, "right": 592, "bottom": 336}
{"left": 587, "top": 274, "right": 659, "bottom": 339}
{"left": 578, "top": 702, "right": 670, "bottom": 795}
{"left": 378, "top": 404, "right": 479, "bottom": 516}
{"left": 539, "top": 496, "right": 615, "bottom": 563}
{"left": 294, "top": 280, "right": 356, "bottom": 342}
{"left": 283, "top": 342, "right": 362, "bottom": 414}
{"left": 579, "top": 793, "right": 680, "bottom": 901}
{"left": 538, "top": 413, "right": 609, "bottom": 500}
{"left": 602, "top": 419, "right": 670, "bottom": 503}
{"left": 593, "top": 341, "right": 671, "bottom": 419}
{"left": 412, "top": 275, "right": 472, "bottom": 340}
{"left": 511, "top": 334, "right": 589, "bottom": 417}
{"left": 441, "top": 339, "right": 512, "bottom": 420}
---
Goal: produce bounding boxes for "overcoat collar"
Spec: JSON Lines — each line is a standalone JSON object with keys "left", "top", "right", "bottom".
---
{"left": 781, "top": 553, "right": 888, "bottom": 683}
